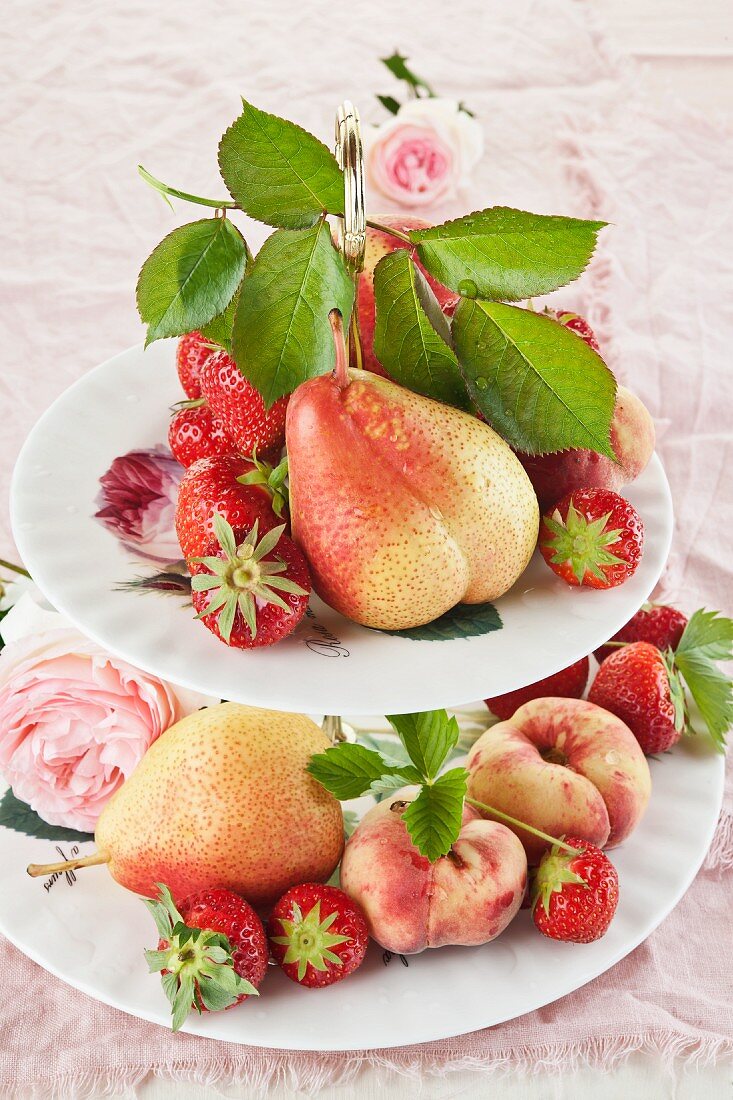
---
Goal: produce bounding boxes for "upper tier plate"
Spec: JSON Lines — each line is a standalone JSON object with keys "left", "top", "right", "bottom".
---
{"left": 11, "top": 342, "right": 673, "bottom": 715}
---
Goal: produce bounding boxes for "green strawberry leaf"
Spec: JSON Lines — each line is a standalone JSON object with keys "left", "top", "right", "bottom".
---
{"left": 136, "top": 218, "right": 249, "bottom": 345}
{"left": 452, "top": 301, "right": 617, "bottom": 456}
{"left": 0, "top": 788, "right": 93, "bottom": 844}
{"left": 199, "top": 291, "right": 238, "bottom": 353}
{"left": 402, "top": 768, "right": 467, "bottom": 861}
{"left": 373, "top": 250, "right": 470, "bottom": 409}
{"left": 307, "top": 742, "right": 420, "bottom": 800}
{"left": 410, "top": 208, "right": 606, "bottom": 300}
{"left": 677, "top": 609, "right": 733, "bottom": 662}
{"left": 675, "top": 651, "right": 731, "bottom": 751}
{"left": 232, "top": 222, "right": 354, "bottom": 406}
{"left": 377, "top": 600, "right": 502, "bottom": 641}
{"left": 386, "top": 710, "right": 460, "bottom": 780}
{"left": 219, "top": 100, "right": 344, "bottom": 229}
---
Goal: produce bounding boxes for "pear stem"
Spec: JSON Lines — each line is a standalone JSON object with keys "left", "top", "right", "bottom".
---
{"left": 27, "top": 851, "right": 109, "bottom": 878}
{"left": 465, "top": 797, "right": 581, "bottom": 855}
{"left": 366, "top": 218, "right": 412, "bottom": 244}
{"left": 329, "top": 310, "right": 349, "bottom": 389}
{"left": 349, "top": 306, "right": 363, "bottom": 372}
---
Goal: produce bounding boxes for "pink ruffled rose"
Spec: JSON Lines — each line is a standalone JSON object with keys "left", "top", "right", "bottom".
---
{"left": 367, "top": 98, "right": 484, "bottom": 207}
{"left": 94, "top": 446, "right": 182, "bottom": 563}
{"left": 0, "top": 596, "right": 214, "bottom": 831}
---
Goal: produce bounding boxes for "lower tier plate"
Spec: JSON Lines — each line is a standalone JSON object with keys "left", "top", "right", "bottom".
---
{"left": 0, "top": 726, "right": 723, "bottom": 1050}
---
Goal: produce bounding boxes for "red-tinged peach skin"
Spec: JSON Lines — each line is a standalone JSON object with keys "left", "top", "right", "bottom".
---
{"left": 355, "top": 218, "right": 460, "bottom": 377}
{"left": 286, "top": 370, "right": 538, "bottom": 630}
{"left": 339, "top": 789, "right": 527, "bottom": 954}
{"left": 466, "top": 697, "right": 651, "bottom": 863}
{"left": 517, "top": 386, "right": 656, "bottom": 510}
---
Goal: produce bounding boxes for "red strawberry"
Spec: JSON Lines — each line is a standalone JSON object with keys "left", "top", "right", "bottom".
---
{"left": 200, "top": 350, "right": 288, "bottom": 457}
{"left": 531, "top": 837, "right": 618, "bottom": 943}
{"left": 190, "top": 515, "right": 310, "bottom": 649}
{"left": 144, "top": 884, "right": 267, "bottom": 1031}
{"left": 588, "top": 641, "right": 684, "bottom": 753}
{"left": 551, "top": 310, "right": 601, "bottom": 352}
{"left": 485, "top": 657, "right": 590, "bottom": 720}
{"left": 176, "top": 331, "right": 215, "bottom": 399}
{"left": 267, "top": 883, "right": 369, "bottom": 988}
{"left": 540, "top": 488, "right": 644, "bottom": 589}
{"left": 590, "top": 609, "right": 733, "bottom": 754}
{"left": 168, "top": 402, "right": 236, "bottom": 468}
{"left": 175, "top": 453, "right": 286, "bottom": 561}
{"left": 594, "top": 603, "right": 688, "bottom": 664}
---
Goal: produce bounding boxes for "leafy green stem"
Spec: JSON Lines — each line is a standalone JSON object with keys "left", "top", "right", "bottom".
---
{"left": 366, "top": 218, "right": 412, "bottom": 244}
{"left": 465, "top": 797, "right": 581, "bottom": 855}
{"left": 138, "top": 165, "right": 237, "bottom": 210}
{"left": 0, "top": 559, "right": 31, "bottom": 579}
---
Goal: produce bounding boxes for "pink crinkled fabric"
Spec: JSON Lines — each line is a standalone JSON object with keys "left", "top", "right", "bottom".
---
{"left": 1, "top": 0, "right": 731, "bottom": 1095}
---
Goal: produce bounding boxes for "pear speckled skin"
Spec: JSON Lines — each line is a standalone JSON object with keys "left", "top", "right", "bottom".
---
{"left": 95, "top": 703, "right": 344, "bottom": 907}
{"left": 286, "top": 369, "right": 540, "bottom": 630}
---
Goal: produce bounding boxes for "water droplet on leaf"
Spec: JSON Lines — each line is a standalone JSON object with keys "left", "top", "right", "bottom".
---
{"left": 458, "top": 279, "right": 478, "bottom": 298}
{"left": 475, "top": 377, "right": 488, "bottom": 391}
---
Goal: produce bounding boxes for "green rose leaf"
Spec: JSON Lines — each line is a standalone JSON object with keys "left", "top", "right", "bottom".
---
{"left": 136, "top": 218, "right": 248, "bottom": 345}
{"left": 452, "top": 301, "right": 617, "bottom": 456}
{"left": 386, "top": 710, "right": 461, "bottom": 780}
{"left": 402, "top": 768, "right": 467, "bottom": 861}
{"left": 373, "top": 250, "right": 470, "bottom": 409}
{"left": 0, "top": 788, "right": 94, "bottom": 844}
{"left": 232, "top": 221, "right": 354, "bottom": 406}
{"left": 410, "top": 208, "right": 606, "bottom": 301}
{"left": 377, "top": 600, "right": 502, "bottom": 641}
{"left": 219, "top": 100, "right": 344, "bottom": 229}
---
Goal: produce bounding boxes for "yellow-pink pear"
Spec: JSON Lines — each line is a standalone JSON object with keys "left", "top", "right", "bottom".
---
{"left": 28, "top": 703, "right": 344, "bottom": 907}
{"left": 286, "top": 334, "right": 539, "bottom": 631}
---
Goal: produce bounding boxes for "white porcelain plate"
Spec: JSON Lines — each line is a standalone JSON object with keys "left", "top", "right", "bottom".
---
{"left": 0, "top": 729, "right": 723, "bottom": 1050}
{"left": 11, "top": 342, "right": 674, "bottom": 716}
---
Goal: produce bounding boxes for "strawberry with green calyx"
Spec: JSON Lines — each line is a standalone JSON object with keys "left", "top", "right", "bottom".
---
{"left": 175, "top": 453, "right": 285, "bottom": 560}
{"left": 144, "top": 884, "right": 264, "bottom": 1031}
{"left": 589, "top": 608, "right": 733, "bottom": 754}
{"left": 168, "top": 400, "right": 236, "bottom": 468}
{"left": 190, "top": 514, "right": 310, "bottom": 648}
{"left": 594, "top": 602, "right": 688, "bottom": 664}
{"left": 268, "top": 883, "right": 369, "bottom": 988}
{"left": 237, "top": 451, "right": 289, "bottom": 519}
{"left": 531, "top": 836, "right": 619, "bottom": 943}
{"left": 540, "top": 488, "right": 644, "bottom": 589}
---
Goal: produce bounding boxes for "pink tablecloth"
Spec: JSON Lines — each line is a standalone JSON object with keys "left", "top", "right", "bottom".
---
{"left": 1, "top": 1, "right": 732, "bottom": 1095}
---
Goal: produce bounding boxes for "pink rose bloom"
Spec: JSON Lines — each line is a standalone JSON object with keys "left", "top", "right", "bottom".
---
{"left": 0, "top": 596, "right": 213, "bottom": 831}
{"left": 367, "top": 98, "right": 484, "bottom": 207}
{"left": 94, "top": 446, "right": 182, "bottom": 563}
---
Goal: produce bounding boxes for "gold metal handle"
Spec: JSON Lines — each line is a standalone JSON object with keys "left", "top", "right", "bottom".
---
{"left": 334, "top": 101, "right": 366, "bottom": 275}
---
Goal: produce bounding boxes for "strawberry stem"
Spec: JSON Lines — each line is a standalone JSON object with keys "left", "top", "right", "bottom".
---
{"left": 27, "top": 851, "right": 109, "bottom": 877}
{"left": 465, "top": 797, "right": 581, "bottom": 855}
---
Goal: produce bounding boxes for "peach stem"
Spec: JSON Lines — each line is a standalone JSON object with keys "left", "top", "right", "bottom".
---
{"left": 329, "top": 310, "right": 349, "bottom": 389}
{"left": 366, "top": 218, "right": 412, "bottom": 244}
{"left": 27, "top": 851, "right": 109, "bottom": 878}
{"left": 465, "top": 798, "right": 582, "bottom": 855}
